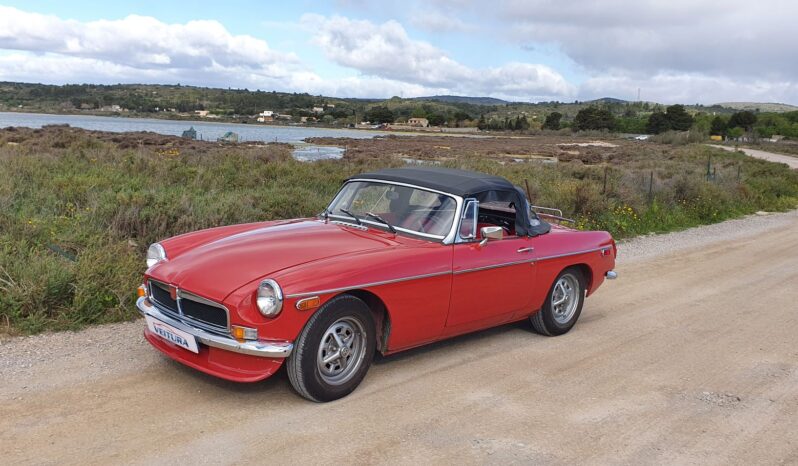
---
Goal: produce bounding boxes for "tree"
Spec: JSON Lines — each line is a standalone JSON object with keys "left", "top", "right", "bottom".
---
{"left": 477, "top": 114, "right": 487, "bottom": 130}
{"left": 452, "top": 111, "right": 471, "bottom": 126}
{"left": 646, "top": 105, "right": 694, "bottom": 134}
{"left": 646, "top": 111, "right": 670, "bottom": 134}
{"left": 427, "top": 113, "right": 446, "bottom": 126}
{"left": 665, "top": 104, "right": 693, "bottom": 131}
{"left": 365, "top": 106, "right": 395, "bottom": 124}
{"left": 542, "top": 112, "right": 562, "bottom": 130}
{"left": 728, "top": 111, "right": 757, "bottom": 131}
{"left": 727, "top": 126, "right": 744, "bottom": 139}
{"left": 410, "top": 107, "right": 427, "bottom": 118}
{"left": 710, "top": 116, "right": 728, "bottom": 136}
{"left": 573, "top": 107, "right": 616, "bottom": 131}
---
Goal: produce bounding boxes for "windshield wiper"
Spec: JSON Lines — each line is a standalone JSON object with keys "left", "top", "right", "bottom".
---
{"left": 338, "top": 208, "right": 362, "bottom": 225}
{"left": 366, "top": 212, "right": 396, "bottom": 233}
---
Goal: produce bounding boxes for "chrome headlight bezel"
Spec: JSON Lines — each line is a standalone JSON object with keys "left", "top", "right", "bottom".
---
{"left": 256, "top": 279, "right": 284, "bottom": 317}
{"left": 146, "top": 243, "right": 167, "bottom": 268}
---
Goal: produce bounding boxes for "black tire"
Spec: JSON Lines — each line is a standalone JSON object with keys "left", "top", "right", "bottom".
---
{"left": 286, "top": 294, "right": 376, "bottom": 402}
{"left": 531, "top": 267, "right": 586, "bottom": 336}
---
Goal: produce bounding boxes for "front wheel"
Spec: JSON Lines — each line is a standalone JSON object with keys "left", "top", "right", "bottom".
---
{"left": 531, "top": 267, "right": 586, "bottom": 336}
{"left": 287, "top": 294, "right": 376, "bottom": 402}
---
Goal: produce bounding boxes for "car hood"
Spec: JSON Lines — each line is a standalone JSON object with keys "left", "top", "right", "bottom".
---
{"left": 148, "top": 220, "right": 397, "bottom": 301}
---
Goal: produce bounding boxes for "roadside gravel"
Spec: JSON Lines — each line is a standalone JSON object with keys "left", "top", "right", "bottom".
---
{"left": 618, "top": 209, "right": 798, "bottom": 263}
{"left": 2, "top": 208, "right": 798, "bottom": 465}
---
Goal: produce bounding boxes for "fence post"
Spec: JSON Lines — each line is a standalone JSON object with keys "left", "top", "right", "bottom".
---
{"left": 648, "top": 171, "right": 654, "bottom": 204}
{"left": 706, "top": 155, "right": 712, "bottom": 181}
{"left": 602, "top": 165, "right": 608, "bottom": 194}
{"left": 737, "top": 165, "right": 742, "bottom": 181}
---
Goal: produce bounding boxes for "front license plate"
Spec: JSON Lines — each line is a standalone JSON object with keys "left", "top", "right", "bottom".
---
{"left": 146, "top": 315, "right": 199, "bottom": 353}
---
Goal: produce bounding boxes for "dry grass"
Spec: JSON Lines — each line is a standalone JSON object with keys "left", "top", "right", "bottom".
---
{"left": 1, "top": 127, "right": 797, "bottom": 333}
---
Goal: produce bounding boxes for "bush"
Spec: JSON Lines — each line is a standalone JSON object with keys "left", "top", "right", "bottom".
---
{"left": 1, "top": 128, "right": 797, "bottom": 333}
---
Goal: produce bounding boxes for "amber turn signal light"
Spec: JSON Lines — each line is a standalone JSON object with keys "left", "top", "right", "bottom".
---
{"left": 137, "top": 284, "right": 147, "bottom": 298}
{"left": 231, "top": 325, "right": 258, "bottom": 342}
{"left": 295, "top": 296, "right": 321, "bottom": 311}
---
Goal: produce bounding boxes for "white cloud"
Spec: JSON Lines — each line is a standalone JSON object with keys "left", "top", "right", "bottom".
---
{"left": 302, "top": 14, "right": 575, "bottom": 100}
{"left": 3, "top": 3, "right": 796, "bottom": 103}
{"left": 0, "top": 50, "right": 444, "bottom": 100}
{"left": 0, "top": 6, "right": 309, "bottom": 91}
{"left": 499, "top": 0, "right": 798, "bottom": 80}
{"left": 408, "top": 11, "right": 476, "bottom": 33}
{"left": 401, "top": 0, "right": 798, "bottom": 103}
{"left": 580, "top": 72, "right": 798, "bottom": 105}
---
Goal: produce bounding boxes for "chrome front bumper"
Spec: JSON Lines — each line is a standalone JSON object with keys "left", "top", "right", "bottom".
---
{"left": 136, "top": 296, "right": 293, "bottom": 358}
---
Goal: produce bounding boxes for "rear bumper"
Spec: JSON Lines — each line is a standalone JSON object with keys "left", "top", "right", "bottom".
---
{"left": 137, "top": 296, "right": 292, "bottom": 383}
{"left": 605, "top": 270, "right": 618, "bottom": 280}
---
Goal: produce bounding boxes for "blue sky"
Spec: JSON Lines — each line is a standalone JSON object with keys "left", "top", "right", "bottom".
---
{"left": 0, "top": 1, "right": 796, "bottom": 104}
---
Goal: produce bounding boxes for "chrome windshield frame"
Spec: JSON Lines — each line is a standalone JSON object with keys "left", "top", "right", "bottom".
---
{"left": 326, "top": 178, "right": 464, "bottom": 245}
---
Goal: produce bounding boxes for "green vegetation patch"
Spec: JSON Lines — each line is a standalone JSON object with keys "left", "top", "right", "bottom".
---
{"left": 1, "top": 128, "right": 796, "bottom": 334}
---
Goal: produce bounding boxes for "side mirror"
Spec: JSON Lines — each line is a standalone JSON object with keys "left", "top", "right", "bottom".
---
{"left": 479, "top": 226, "right": 503, "bottom": 247}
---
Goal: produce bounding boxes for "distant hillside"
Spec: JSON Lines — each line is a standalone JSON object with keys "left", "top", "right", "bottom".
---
{"left": 715, "top": 102, "right": 798, "bottom": 113}
{"left": 587, "top": 97, "right": 629, "bottom": 104}
{"left": 413, "top": 95, "right": 510, "bottom": 105}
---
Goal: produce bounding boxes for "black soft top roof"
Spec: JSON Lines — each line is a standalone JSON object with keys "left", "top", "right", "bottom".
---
{"left": 349, "top": 167, "right": 551, "bottom": 237}
{"left": 350, "top": 167, "right": 515, "bottom": 197}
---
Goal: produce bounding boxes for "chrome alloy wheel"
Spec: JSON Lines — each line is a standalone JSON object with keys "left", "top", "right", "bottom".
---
{"left": 551, "top": 274, "right": 580, "bottom": 324}
{"left": 316, "top": 316, "right": 367, "bottom": 385}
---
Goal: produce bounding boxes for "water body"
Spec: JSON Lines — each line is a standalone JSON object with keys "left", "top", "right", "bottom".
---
{"left": 0, "top": 112, "right": 387, "bottom": 161}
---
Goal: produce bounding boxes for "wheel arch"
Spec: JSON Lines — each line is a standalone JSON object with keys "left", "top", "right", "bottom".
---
{"left": 567, "top": 263, "right": 594, "bottom": 294}
{"left": 339, "top": 289, "right": 392, "bottom": 354}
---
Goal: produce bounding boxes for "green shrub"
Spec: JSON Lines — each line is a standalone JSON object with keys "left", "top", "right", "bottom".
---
{"left": 1, "top": 131, "right": 797, "bottom": 334}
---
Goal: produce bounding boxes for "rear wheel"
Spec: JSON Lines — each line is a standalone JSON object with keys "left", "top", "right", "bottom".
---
{"left": 531, "top": 267, "right": 586, "bottom": 336}
{"left": 287, "top": 294, "right": 376, "bottom": 402}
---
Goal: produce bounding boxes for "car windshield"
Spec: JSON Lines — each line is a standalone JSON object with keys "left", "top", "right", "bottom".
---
{"left": 327, "top": 181, "right": 457, "bottom": 239}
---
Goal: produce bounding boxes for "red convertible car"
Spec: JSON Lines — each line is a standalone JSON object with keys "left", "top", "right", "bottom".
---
{"left": 137, "top": 167, "right": 617, "bottom": 401}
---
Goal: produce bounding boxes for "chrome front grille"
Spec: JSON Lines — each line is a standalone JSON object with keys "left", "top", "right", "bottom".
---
{"left": 148, "top": 280, "right": 229, "bottom": 335}
{"left": 150, "top": 281, "right": 178, "bottom": 312}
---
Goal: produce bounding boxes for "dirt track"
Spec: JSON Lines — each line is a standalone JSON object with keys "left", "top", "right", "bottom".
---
{"left": 2, "top": 211, "right": 798, "bottom": 465}
{"left": 709, "top": 144, "right": 798, "bottom": 169}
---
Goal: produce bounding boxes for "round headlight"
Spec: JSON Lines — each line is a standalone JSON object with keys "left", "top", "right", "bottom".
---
{"left": 146, "top": 243, "right": 167, "bottom": 268}
{"left": 256, "top": 279, "right": 284, "bottom": 317}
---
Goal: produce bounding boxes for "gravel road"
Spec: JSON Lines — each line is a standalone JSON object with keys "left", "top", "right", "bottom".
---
{"left": 2, "top": 210, "right": 797, "bottom": 465}
{"left": 708, "top": 144, "right": 798, "bottom": 169}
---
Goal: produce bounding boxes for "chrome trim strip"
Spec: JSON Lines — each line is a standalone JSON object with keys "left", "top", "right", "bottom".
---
{"left": 285, "top": 246, "right": 612, "bottom": 298}
{"left": 137, "top": 297, "right": 293, "bottom": 358}
{"left": 285, "top": 270, "right": 451, "bottom": 298}
{"left": 453, "top": 258, "right": 535, "bottom": 275}
{"left": 347, "top": 178, "right": 457, "bottom": 198}
{"left": 536, "top": 246, "right": 610, "bottom": 262}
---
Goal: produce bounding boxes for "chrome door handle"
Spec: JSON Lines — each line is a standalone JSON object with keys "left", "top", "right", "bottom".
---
{"left": 517, "top": 247, "right": 534, "bottom": 253}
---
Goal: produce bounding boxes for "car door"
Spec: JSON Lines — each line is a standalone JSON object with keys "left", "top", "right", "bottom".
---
{"left": 445, "top": 199, "right": 537, "bottom": 330}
